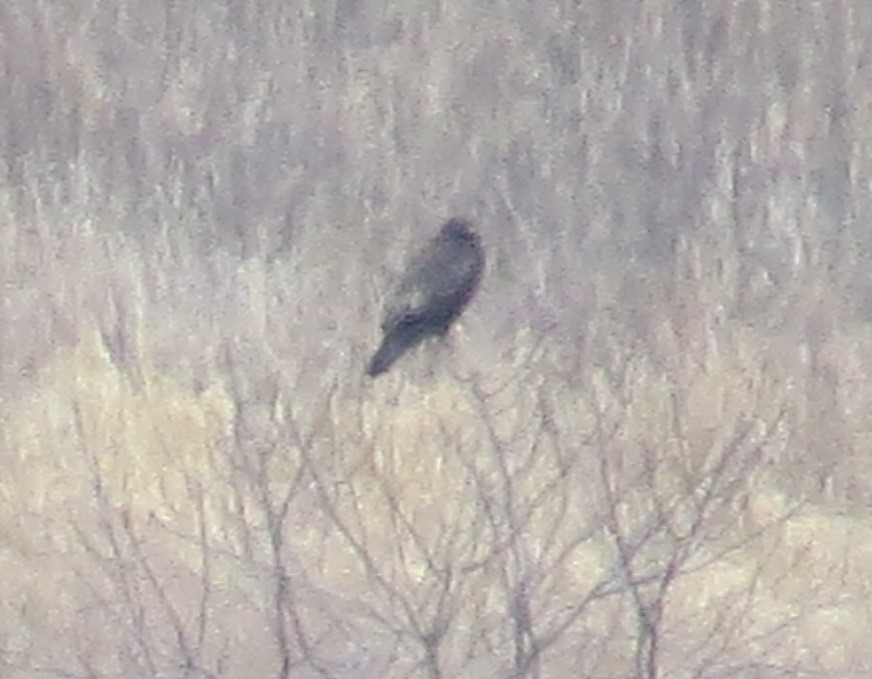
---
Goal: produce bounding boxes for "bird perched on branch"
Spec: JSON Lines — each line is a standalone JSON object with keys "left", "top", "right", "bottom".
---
{"left": 366, "top": 217, "right": 484, "bottom": 377}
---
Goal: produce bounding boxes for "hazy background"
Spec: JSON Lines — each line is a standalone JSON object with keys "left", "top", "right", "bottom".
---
{"left": 2, "top": 0, "right": 872, "bottom": 676}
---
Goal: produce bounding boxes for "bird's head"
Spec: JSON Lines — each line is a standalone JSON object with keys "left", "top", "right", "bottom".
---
{"left": 440, "top": 218, "right": 477, "bottom": 243}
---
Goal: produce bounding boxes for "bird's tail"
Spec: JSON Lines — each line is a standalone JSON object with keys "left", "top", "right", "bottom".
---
{"left": 366, "top": 331, "right": 410, "bottom": 377}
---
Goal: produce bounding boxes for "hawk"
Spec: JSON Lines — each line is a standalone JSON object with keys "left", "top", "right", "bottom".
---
{"left": 366, "top": 218, "right": 484, "bottom": 377}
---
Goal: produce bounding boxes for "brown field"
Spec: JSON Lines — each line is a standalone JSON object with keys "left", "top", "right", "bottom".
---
{"left": 2, "top": 1, "right": 872, "bottom": 677}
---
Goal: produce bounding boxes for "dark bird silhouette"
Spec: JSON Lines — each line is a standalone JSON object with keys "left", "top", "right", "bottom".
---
{"left": 366, "top": 218, "right": 484, "bottom": 377}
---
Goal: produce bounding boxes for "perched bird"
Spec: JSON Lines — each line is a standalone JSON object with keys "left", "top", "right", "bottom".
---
{"left": 366, "top": 217, "right": 484, "bottom": 377}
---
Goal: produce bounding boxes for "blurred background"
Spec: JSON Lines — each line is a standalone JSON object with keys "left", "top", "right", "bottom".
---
{"left": 2, "top": 0, "right": 872, "bottom": 676}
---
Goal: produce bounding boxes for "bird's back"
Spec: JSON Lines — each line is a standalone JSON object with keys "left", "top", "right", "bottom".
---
{"left": 382, "top": 219, "right": 483, "bottom": 335}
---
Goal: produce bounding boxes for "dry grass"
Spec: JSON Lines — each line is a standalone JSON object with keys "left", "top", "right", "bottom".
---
{"left": 2, "top": 0, "right": 872, "bottom": 676}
